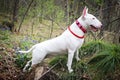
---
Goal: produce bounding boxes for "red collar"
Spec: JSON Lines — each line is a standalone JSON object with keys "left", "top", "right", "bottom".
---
{"left": 76, "top": 20, "right": 87, "bottom": 33}
{"left": 68, "top": 26, "right": 84, "bottom": 39}
{"left": 68, "top": 20, "right": 86, "bottom": 39}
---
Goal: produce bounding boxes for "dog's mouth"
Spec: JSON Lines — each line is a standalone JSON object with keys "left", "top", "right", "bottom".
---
{"left": 90, "top": 25, "right": 99, "bottom": 32}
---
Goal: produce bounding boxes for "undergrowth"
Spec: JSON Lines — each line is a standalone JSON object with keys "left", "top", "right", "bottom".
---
{"left": 0, "top": 30, "right": 12, "bottom": 47}
{"left": 88, "top": 44, "right": 120, "bottom": 80}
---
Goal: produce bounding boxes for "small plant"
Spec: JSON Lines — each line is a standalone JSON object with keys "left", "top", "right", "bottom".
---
{"left": 15, "top": 54, "right": 30, "bottom": 68}
{"left": 20, "top": 41, "right": 32, "bottom": 50}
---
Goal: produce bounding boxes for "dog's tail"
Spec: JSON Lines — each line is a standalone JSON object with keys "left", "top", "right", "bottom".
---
{"left": 18, "top": 45, "right": 36, "bottom": 53}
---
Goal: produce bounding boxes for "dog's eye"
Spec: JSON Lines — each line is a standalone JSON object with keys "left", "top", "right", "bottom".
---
{"left": 92, "top": 18, "right": 95, "bottom": 20}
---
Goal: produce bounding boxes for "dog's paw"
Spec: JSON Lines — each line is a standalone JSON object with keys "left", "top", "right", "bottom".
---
{"left": 69, "top": 69, "right": 73, "bottom": 73}
{"left": 76, "top": 57, "right": 81, "bottom": 61}
{"left": 23, "top": 69, "right": 27, "bottom": 72}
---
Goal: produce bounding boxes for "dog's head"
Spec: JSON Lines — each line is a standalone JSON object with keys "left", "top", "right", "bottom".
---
{"left": 81, "top": 7, "right": 102, "bottom": 32}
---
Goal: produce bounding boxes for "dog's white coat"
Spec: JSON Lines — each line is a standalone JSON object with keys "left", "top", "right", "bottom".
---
{"left": 19, "top": 7, "right": 102, "bottom": 73}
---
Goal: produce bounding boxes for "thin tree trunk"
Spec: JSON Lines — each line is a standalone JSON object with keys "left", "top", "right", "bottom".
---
{"left": 49, "top": 19, "right": 54, "bottom": 38}
{"left": 12, "top": 0, "right": 19, "bottom": 32}
{"left": 18, "top": 0, "right": 34, "bottom": 32}
{"left": 31, "top": 19, "right": 34, "bottom": 35}
{"left": 39, "top": 0, "right": 43, "bottom": 23}
{"left": 66, "top": 0, "right": 70, "bottom": 26}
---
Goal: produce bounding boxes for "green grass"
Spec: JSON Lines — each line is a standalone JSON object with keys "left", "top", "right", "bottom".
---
{"left": 79, "top": 40, "right": 111, "bottom": 57}
{"left": 0, "top": 30, "right": 13, "bottom": 47}
{"left": 87, "top": 43, "right": 120, "bottom": 79}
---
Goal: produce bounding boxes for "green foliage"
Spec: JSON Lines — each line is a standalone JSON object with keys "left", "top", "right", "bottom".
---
{"left": 80, "top": 40, "right": 109, "bottom": 57}
{"left": 95, "top": 0, "right": 103, "bottom": 5}
{"left": 19, "top": 36, "right": 37, "bottom": 50}
{"left": 20, "top": 41, "right": 33, "bottom": 50}
{"left": 49, "top": 55, "right": 88, "bottom": 72}
{"left": 15, "top": 54, "right": 30, "bottom": 68}
{"left": 73, "top": 61, "right": 87, "bottom": 73}
{"left": 40, "top": 0, "right": 64, "bottom": 22}
{"left": 0, "top": 30, "right": 10, "bottom": 40}
{"left": 49, "top": 55, "right": 88, "bottom": 80}
{"left": 88, "top": 43, "right": 120, "bottom": 79}
{"left": 49, "top": 40, "right": 120, "bottom": 80}
{"left": 91, "top": 0, "right": 103, "bottom": 6}
{"left": 20, "top": 0, "right": 64, "bottom": 23}
{"left": 0, "top": 30, "right": 12, "bottom": 47}
{"left": 0, "top": 55, "right": 2, "bottom": 59}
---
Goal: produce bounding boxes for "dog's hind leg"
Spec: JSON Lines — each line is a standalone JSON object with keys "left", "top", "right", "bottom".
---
{"left": 30, "top": 50, "right": 47, "bottom": 71}
{"left": 23, "top": 60, "right": 32, "bottom": 72}
{"left": 75, "top": 49, "right": 80, "bottom": 61}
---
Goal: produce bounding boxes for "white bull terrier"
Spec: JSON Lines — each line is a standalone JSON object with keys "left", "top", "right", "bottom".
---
{"left": 19, "top": 7, "right": 102, "bottom": 73}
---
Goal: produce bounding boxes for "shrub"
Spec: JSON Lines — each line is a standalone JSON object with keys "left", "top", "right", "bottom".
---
{"left": 88, "top": 44, "right": 120, "bottom": 79}
{"left": 79, "top": 40, "right": 110, "bottom": 57}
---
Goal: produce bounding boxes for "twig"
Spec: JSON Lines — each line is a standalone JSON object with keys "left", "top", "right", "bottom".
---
{"left": 39, "top": 60, "right": 62, "bottom": 80}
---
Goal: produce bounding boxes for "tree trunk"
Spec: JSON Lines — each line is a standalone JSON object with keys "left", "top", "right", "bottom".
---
{"left": 102, "top": 0, "right": 120, "bottom": 31}
{"left": 102, "top": 0, "right": 120, "bottom": 44}
{"left": 18, "top": 0, "right": 34, "bottom": 32}
{"left": 49, "top": 19, "right": 54, "bottom": 38}
{"left": 66, "top": 0, "right": 70, "bottom": 26}
{"left": 12, "top": 0, "right": 19, "bottom": 32}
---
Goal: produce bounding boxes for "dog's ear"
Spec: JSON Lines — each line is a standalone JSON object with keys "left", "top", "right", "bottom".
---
{"left": 82, "top": 6, "right": 88, "bottom": 18}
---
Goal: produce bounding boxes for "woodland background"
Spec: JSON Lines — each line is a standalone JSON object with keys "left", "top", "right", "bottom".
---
{"left": 0, "top": 0, "right": 120, "bottom": 80}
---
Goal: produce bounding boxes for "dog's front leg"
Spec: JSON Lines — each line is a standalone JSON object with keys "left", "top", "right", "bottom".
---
{"left": 75, "top": 49, "right": 80, "bottom": 61}
{"left": 67, "top": 50, "right": 75, "bottom": 73}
